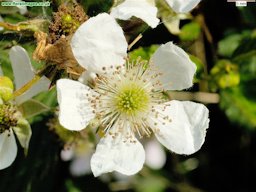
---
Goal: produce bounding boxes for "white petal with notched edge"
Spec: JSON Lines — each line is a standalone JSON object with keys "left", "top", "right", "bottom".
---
{"left": 148, "top": 100, "right": 209, "bottom": 155}
{"left": 0, "top": 130, "right": 17, "bottom": 170}
{"left": 57, "top": 79, "right": 95, "bottom": 131}
{"left": 166, "top": 0, "right": 201, "bottom": 13}
{"left": 91, "top": 132, "right": 145, "bottom": 176}
{"left": 110, "top": 0, "right": 160, "bottom": 28}
{"left": 71, "top": 13, "right": 128, "bottom": 75}
{"left": 9, "top": 46, "right": 51, "bottom": 104}
{"left": 151, "top": 42, "right": 196, "bottom": 90}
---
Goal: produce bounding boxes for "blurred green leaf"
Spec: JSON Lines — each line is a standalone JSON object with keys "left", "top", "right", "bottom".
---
{"left": 210, "top": 60, "right": 240, "bottom": 91}
{"left": 189, "top": 54, "right": 204, "bottom": 82}
{"left": 232, "top": 33, "right": 256, "bottom": 57}
{"left": 65, "top": 180, "right": 82, "bottom": 192}
{"left": 135, "top": 175, "right": 169, "bottom": 192}
{"left": 218, "top": 34, "right": 242, "bottom": 57}
{"left": 34, "top": 87, "right": 57, "bottom": 107}
{"left": 179, "top": 22, "right": 201, "bottom": 41}
{"left": 220, "top": 80, "right": 256, "bottom": 130}
{"left": 129, "top": 45, "right": 159, "bottom": 61}
{"left": 0, "top": 41, "right": 13, "bottom": 79}
{"left": 238, "top": 6, "right": 256, "bottom": 27}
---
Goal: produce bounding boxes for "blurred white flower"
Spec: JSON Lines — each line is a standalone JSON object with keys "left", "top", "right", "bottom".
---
{"left": 145, "top": 139, "right": 166, "bottom": 170}
{"left": 56, "top": 13, "right": 209, "bottom": 177}
{"left": 61, "top": 146, "right": 93, "bottom": 177}
{"left": 0, "top": 46, "right": 50, "bottom": 170}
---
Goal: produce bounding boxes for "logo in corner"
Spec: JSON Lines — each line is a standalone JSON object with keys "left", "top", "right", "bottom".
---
{"left": 227, "top": 0, "right": 256, "bottom": 7}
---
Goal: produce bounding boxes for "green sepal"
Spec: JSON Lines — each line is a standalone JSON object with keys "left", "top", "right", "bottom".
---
{"left": 13, "top": 118, "right": 32, "bottom": 155}
{"left": 18, "top": 99, "right": 50, "bottom": 119}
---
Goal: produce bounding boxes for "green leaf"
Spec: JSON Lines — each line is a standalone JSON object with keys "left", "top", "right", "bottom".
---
{"left": 65, "top": 180, "right": 82, "bottom": 192}
{"left": 209, "top": 60, "right": 240, "bottom": 91}
{"left": 129, "top": 45, "right": 159, "bottom": 61}
{"left": 135, "top": 174, "right": 169, "bottom": 192}
{"left": 34, "top": 87, "right": 57, "bottom": 107}
{"left": 238, "top": 6, "right": 256, "bottom": 27}
{"left": 217, "top": 34, "right": 242, "bottom": 57}
{"left": 179, "top": 22, "right": 201, "bottom": 41}
{"left": 189, "top": 55, "right": 204, "bottom": 82}
{"left": 13, "top": 118, "right": 32, "bottom": 154}
{"left": 19, "top": 99, "right": 50, "bottom": 119}
{"left": 220, "top": 81, "right": 256, "bottom": 130}
{"left": 232, "top": 34, "right": 256, "bottom": 57}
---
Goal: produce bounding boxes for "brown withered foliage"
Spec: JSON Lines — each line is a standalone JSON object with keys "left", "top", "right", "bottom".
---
{"left": 49, "top": 3, "right": 88, "bottom": 43}
{"left": 32, "top": 3, "right": 88, "bottom": 83}
{"left": 33, "top": 31, "right": 84, "bottom": 80}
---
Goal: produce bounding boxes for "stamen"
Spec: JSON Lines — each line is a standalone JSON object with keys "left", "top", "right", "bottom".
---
{"left": 88, "top": 60, "right": 169, "bottom": 138}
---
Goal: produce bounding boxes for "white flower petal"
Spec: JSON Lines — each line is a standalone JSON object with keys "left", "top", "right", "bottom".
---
{"left": 9, "top": 45, "right": 51, "bottom": 104}
{"left": 151, "top": 42, "right": 196, "bottom": 90}
{"left": 15, "top": 76, "right": 51, "bottom": 105}
{"left": 9, "top": 45, "right": 34, "bottom": 89}
{"left": 0, "top": 130, "right": 17, "bottom": 170}
{"left": 57, "top": 79, "right": 96, "bottom": 131}
{"left": 71, "top": 13, "right": 128, "bottom": 75}
{"left": 110, "top": 0, "right": 160, "bottom": 28}
{"left": 145, "top": 139, "right": 166, "bottom": 169}
{"left": 91, "top": 132, "right": 145, "bottom": 176}
{"left": 166, "top": 0, "right": 201, "bottom": 13}
{"left": 148, "top": 100, "right": 209, "bottom": 155}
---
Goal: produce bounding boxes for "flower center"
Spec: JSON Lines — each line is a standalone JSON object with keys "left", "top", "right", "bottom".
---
{"left": 115, "top": 83, "right": 149, "bottom": 116}
{"left": 90, "top": 60, "right": 167, "bottom": 138}
{"left": 0, "top": 104, "right": 19, "bottom": 133}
